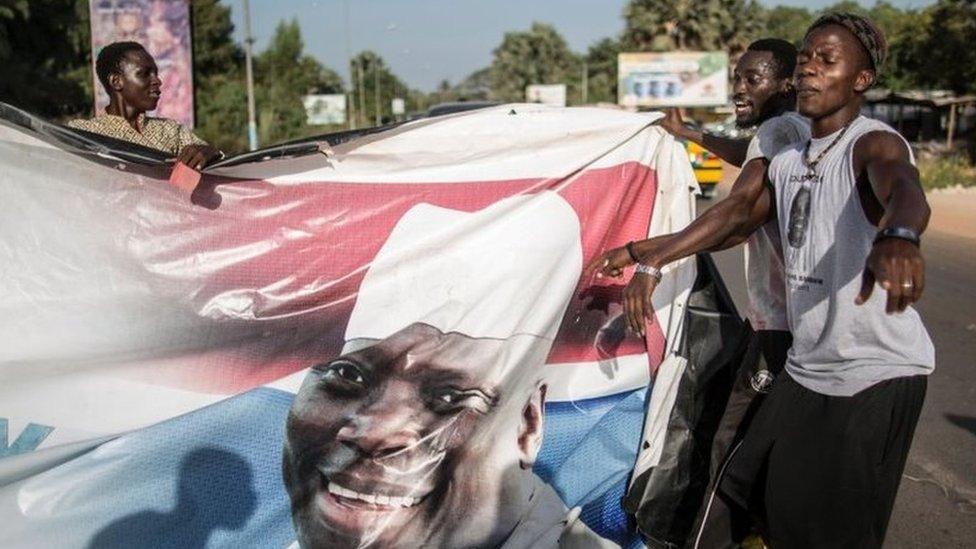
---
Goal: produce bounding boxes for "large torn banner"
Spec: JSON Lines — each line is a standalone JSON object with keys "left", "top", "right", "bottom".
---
{"left": 0, "top": 103, "right": 699, "bottom": 548}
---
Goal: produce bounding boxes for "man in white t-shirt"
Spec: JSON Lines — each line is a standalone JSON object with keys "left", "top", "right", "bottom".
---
{"left": 586, "top": 38, "right": 809, "bottom": 545}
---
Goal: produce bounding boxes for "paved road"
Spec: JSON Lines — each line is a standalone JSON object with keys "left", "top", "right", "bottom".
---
{"left": 701, "top": 181, "right": 976, "bottom": 548}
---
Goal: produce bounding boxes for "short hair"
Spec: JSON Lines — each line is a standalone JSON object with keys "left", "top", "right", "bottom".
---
{"left": 807, "top": 12, "right": 888, "bottom": 72}
{"left": 95, "top": 41, "right": 147, "bottom": 92}
{"left": 747, "top": 38, "right": 798, "bottom": 80}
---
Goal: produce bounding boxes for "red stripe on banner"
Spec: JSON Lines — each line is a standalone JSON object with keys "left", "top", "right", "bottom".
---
{"left": 131, "top": 162, "right": 663, "bottom": 393}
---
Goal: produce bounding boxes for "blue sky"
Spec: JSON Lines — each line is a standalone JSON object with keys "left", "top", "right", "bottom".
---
{"left": 231, "top": 0, "right": 933, "bottom": 91}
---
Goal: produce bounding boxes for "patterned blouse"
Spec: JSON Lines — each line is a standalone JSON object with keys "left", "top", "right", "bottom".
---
{"left": 67, "top": 113, "right": 207, "bottom": 156}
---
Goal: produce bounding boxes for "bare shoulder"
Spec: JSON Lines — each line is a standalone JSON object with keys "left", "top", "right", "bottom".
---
{"left": 853, "top": 130, "right": 911, "bottom": 164}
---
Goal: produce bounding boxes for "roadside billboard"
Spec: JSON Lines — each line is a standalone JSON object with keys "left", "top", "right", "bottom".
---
{"left": 526, "top": 84, "right": 567, "bottom": 107}
{"left": 303, "top": 94, "right": 347, "bottom": 125}
{"left": 88, "top": 0, "right": 194, "bottom": 127}
{"left": 391, "top": 97, "right": 406, "bottom": 116}
{"left": 617, "top": 51, "right": 728, "bottom": 108}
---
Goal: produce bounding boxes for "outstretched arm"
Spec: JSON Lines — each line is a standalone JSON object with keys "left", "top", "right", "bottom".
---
{"left": 583, "top": 158, "right": 773, "bottom": 334}
{"left": 853, "top": 131, "right": 931, "bottom": 313}
{"left": 635, "top": 158, "right": 772, "bottom": 268}
{"left": 658, "top": 108, "right": 751, "bottom": 168}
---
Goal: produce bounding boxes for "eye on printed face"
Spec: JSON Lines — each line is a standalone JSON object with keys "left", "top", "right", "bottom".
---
{"left": 283, "top": 323, "right": 546, "bottom": 549}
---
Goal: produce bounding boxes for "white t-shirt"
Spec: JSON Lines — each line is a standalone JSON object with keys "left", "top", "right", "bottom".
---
{"left": 742, "top": 111, "right": 811, "bottom": 331}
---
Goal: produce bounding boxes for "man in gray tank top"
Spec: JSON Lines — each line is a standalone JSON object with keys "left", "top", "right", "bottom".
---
{"left": 715, "top": 13, "right": 934, "bottom": 548}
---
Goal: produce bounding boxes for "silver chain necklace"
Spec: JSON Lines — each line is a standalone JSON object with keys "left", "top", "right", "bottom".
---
{"left": 802, "top": 119, "right": 855, "bottom": 179}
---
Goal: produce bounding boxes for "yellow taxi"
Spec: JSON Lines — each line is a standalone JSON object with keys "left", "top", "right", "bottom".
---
{"left": 685, "top": 140, "right": 722, "bottom": 198}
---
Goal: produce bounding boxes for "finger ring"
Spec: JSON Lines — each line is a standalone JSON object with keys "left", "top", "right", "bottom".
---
{"left": 901, "top": 282, "right": 913, "bottom": 288}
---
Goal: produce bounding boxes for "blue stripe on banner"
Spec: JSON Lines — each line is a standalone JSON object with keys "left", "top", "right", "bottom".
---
{"left": 5, "top": 386, "right": 650, "bottom": 548}
{"left": 536, "top": 387, "right": 650, "bottom": 548}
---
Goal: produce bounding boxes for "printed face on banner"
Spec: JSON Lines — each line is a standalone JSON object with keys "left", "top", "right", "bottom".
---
{"left": 283, "top": 323, "right": 548, "bottom": 548}
{"left": 281, "top": 192, "right": 585, "bottom": 548}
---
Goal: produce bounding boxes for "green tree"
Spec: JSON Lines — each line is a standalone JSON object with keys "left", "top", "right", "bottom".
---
{"left": 622, "top": 0, "right": 763, "bottom": 54}
{"left": 489, "top": 22, "right": 580, "bottom": 103}
{"left": 255, "top": 19, "right": 344, "bottom": 145}
{"left": 865, "top": 2, "right": 921, "bottom": 91}
{"left": 425, "top": 78, "right": 455, "bottom": 106}
{"left": 421, "top": 69, "right": 492, "bottom": 107}
{"left": 190, "top": 0, "right": 247, "bottom": 152}
{"left": 0, "top": 0, "right": 91, "bottom": 119}
{"left": 898, "top": 0, "right": 976, "bottom": 94}
{"left": 190, "top": 0, "right": 241, "bottom": 77}
{"left": 584, "top": 37, "right": 620, "bottom": 104}
{"left": 454, "top": 68, "right": 491, "bottom": 101}
{"left": 762, "top": 6, "right": 813, "bottom": 46}
{"left": 348, "top": 50, "right": 409, "bottom": 126}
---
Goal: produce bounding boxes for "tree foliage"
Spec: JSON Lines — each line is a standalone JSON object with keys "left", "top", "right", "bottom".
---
{"left": 584, "top": 37, "right": 621, "bottom": 104}
{"left": 190, "top": 0, "right": 246, "bottom": 152}
{"left": 348, "top": 50, "right": 409, "bottom": 126}
{"left": 762, "top": 6, "right": 814, "bottom": 46}
{"left": 896, "top": 0, "right": 976, "bottom": 94}
{"left": 0, "top": 0, "right": 91, "bottom": 119}
{"left": 254, "top": 19, "right": 344, "bottom": 146}
{"left": 622, "top": 0, "right": 764, "bottom": 54}
{"left": 454, "top": 68, "right": 491, "bottom": 101}
{"left": 489, "top": 22, "right": 580, "bottom": 103}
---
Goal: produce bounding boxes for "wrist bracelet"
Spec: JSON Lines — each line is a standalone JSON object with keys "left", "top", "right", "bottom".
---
{"left": 874, "top": 226, "right": 920, "bottom": 247}
{"left": 625, "top": 241, "right": 640, "bottom": 262}
{"left": 636, "top": 263, "right": 663, "bottom": 281}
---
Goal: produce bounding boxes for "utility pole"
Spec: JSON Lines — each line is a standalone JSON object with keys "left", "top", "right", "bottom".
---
{"left": 581, "top": 61, "right": 588, "bottom": 105}
{"left": 242, "top": 0, "right": 258, "bottom": 150}
{"left": 358, "top": 61, "right": 366, "bottom": 128}
{"left": 374, "top": 62, "right": 381, "bottom": 126}
{"left": 344, "top": 0, "right": 355, "bottom": 129}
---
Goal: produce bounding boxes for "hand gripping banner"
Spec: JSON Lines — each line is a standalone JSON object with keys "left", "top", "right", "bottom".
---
{"left": 0, "top": 104, "right": 698, "bottom": 548}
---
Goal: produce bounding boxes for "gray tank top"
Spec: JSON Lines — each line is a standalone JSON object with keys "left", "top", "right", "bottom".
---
{"left": 768, "top": 115, "right": 935, "bottom": 396}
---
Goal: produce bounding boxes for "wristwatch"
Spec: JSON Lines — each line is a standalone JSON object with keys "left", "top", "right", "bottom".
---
{"left": 874, "top": 226, "right": 920, "bottom": 247}
{"left": 635, "top": 263, "right": 663, "bottom": 281}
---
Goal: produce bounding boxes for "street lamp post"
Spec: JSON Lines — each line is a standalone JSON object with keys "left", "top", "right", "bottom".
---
{"left": 581, "top": 61, "right": 588, "bottom": 104}
{"left": 242, "top": 0, "right": 258, "bottom": 151}
{"left": 344, "top": 0, "right": 355, "bottom": 130}
{"left": 374, "top": 61, "right": 381, "bottom": 126}
{"left": 358, "top": 61, "right": 366, "bottom": 128}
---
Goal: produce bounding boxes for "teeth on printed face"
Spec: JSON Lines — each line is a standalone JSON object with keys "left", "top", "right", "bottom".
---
{"left": 327, "top": 481, "right": 421, "bottom": 507}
